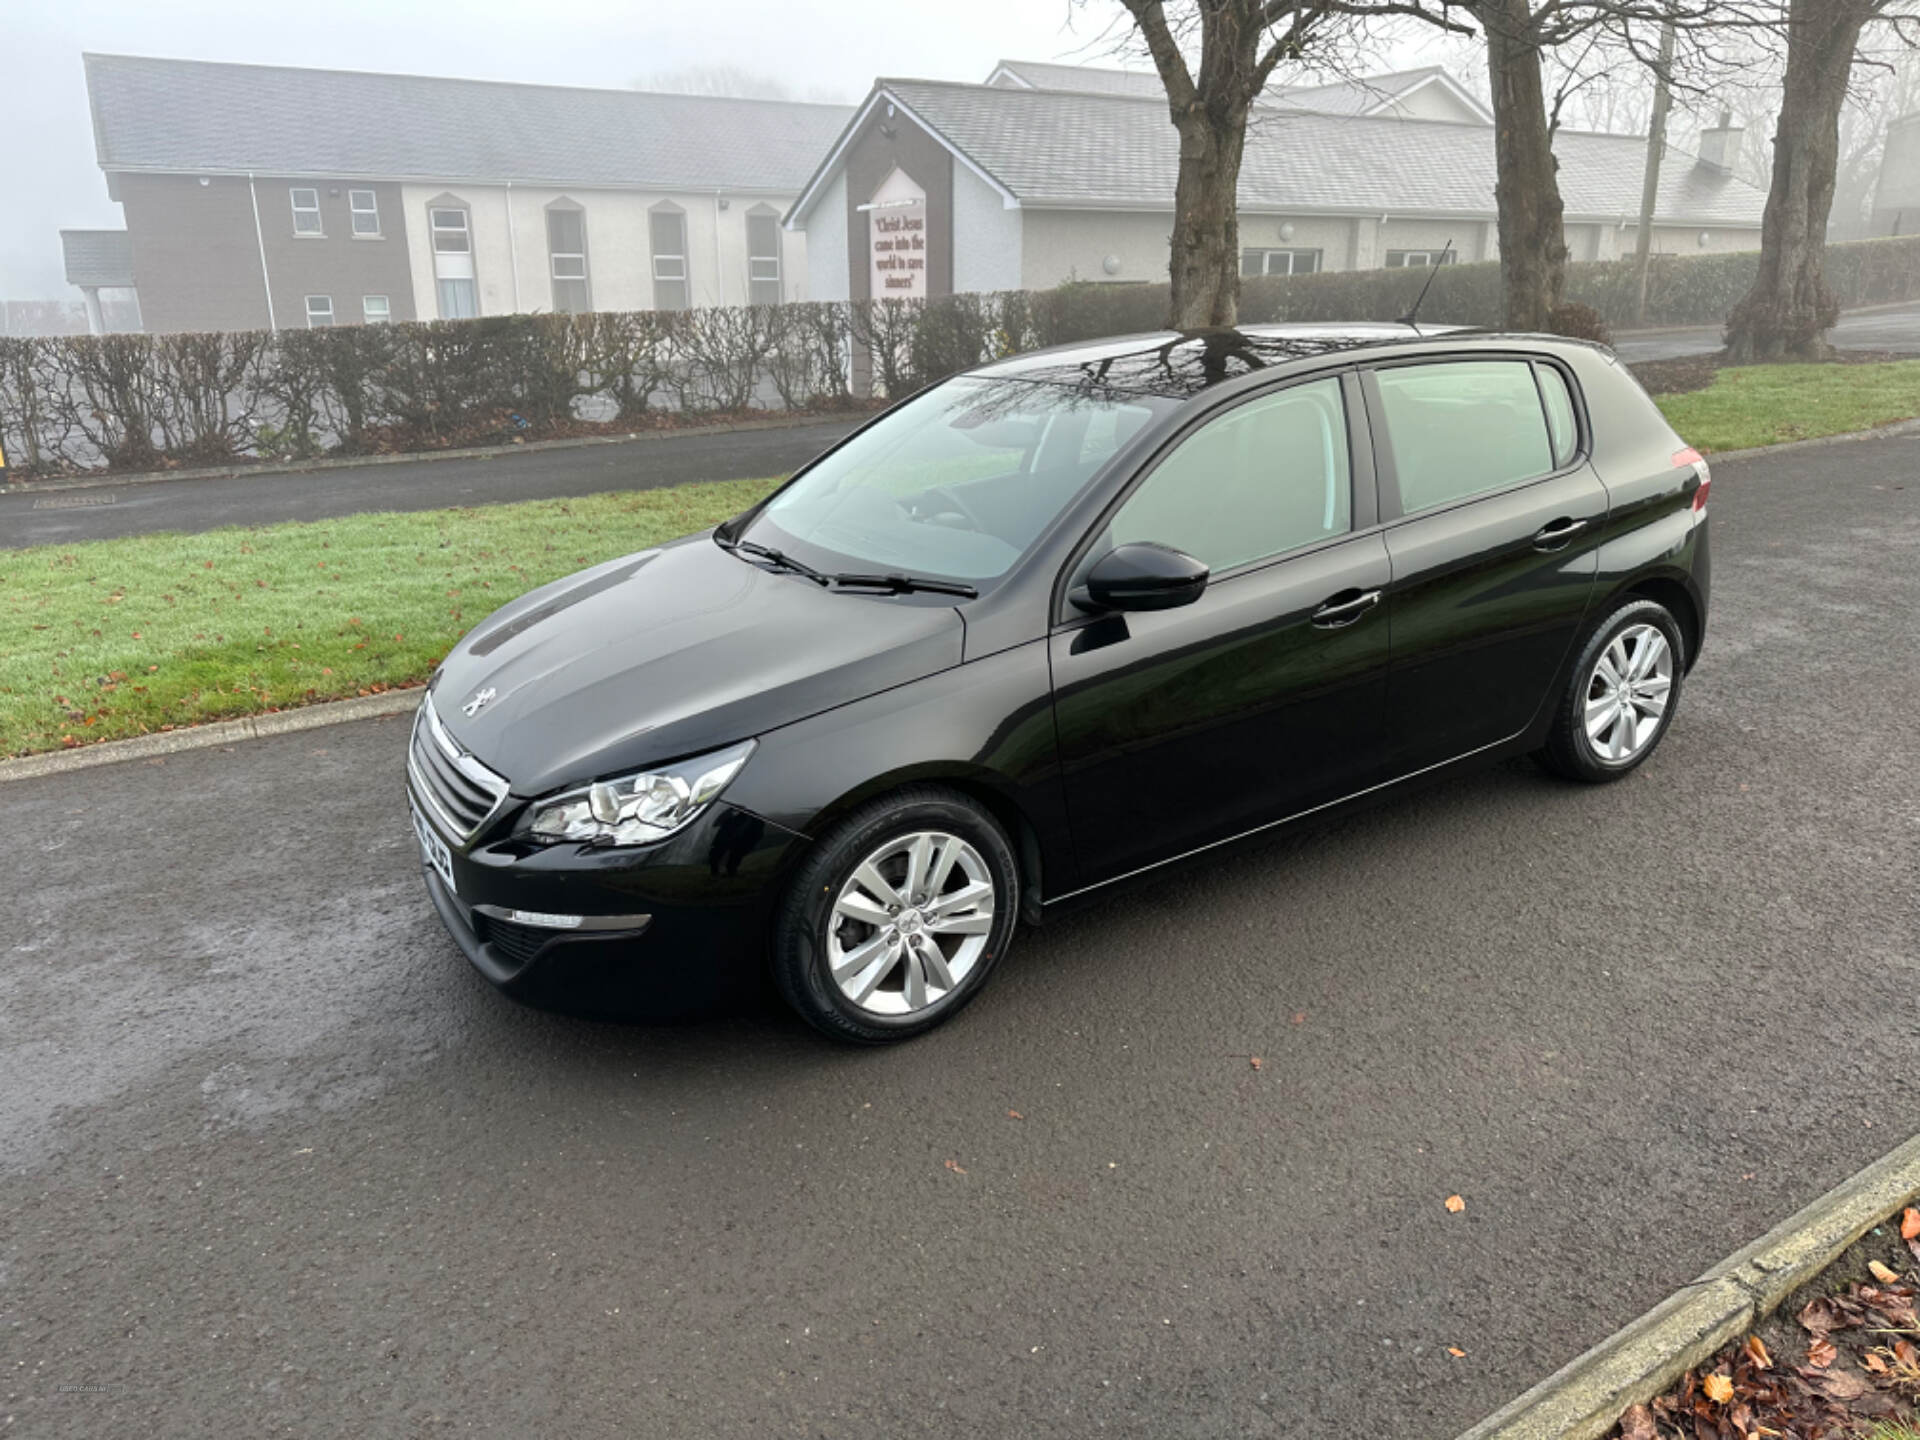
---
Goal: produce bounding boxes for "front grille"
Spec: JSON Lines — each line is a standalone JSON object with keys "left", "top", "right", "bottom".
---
{"left": 408, "top": 695, "right": 510, "bottom": 844}
{"left": 477, "top": 914, "right": 550, "bottom": 969}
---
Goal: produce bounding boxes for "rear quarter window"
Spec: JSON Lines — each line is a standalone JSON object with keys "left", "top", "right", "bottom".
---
{"left": 1375, "top": 360, "right": 1556, "bottom": 515}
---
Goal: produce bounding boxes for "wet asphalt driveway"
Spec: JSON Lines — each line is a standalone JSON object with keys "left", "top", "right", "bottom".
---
{"left": 2, "top": 432, "right": 1916, "bottom": 1438}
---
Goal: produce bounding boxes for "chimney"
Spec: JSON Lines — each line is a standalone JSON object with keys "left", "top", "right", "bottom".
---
{"left": 1695, "top": 108, "right": 1741, "bottom": 176}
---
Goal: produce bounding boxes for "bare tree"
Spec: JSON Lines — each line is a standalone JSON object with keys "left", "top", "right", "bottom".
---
{"left": 1108, "top": 1, "right": 1472, "bottom": 329}
{"left": 1724, "top": 0, "right": 1918, "bottom": 360}
{"left": 636, "top": 65, "right": 795, "bottom": 100}
{"left": 1107, "top": 1, "right": 1765, "bottom": 333}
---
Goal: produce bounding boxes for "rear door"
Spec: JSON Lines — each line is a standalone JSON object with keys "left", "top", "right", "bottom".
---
{"left": 1049, "top": 373, "right": 1396, "bottom": 886}
{"left": 1364, "top": 356, "right": 1608, "bottom": 772}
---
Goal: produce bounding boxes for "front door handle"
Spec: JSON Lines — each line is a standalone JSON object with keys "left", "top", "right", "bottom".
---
{"left": 1310, "top": 588, "right": 1382, "bottom": 628}
{"left": 1533, "top": 516, "right": 1588, "bottom": 551}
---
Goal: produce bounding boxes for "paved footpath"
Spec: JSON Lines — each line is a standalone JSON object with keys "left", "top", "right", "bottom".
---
{"left": 1, "top": 433, "right": 1916, "bottom": 1437}
{"left": 0, "top": 417, "right": 861, "bottom": 549}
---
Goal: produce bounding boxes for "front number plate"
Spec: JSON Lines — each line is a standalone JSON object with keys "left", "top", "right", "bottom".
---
{"left": 410, "top": 798, "right": 456, "bottom": 896}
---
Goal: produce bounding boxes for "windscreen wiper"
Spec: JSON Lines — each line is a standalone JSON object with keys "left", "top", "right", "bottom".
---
{"left": 829, "top": 572, "right": 979, "bottom": 599}
{"left": 714, "top": 535, "right": 829, "bottom": 586}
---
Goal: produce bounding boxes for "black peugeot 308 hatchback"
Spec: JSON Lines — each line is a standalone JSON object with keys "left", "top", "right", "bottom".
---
{"left": 407, "top": 325, "right": 1710, "bottom": 1043}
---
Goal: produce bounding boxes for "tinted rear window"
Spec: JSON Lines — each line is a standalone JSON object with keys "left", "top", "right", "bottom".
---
{"left": 1376, "top": 360, "right": 1555, "bottom": 515}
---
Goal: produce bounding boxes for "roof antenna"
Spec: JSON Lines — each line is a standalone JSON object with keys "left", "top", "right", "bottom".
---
{"left": 1397, "top": 237, "right": 1453, "bottom": 333}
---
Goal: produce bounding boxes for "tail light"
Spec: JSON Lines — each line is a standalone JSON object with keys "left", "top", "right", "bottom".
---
{"left": 1674, "top": 446, "right": 1710, "bottom": 511}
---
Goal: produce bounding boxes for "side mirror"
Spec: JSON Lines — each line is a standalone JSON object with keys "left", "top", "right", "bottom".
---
{"left": 1077, "top": 542, "right": 1210, "bottom": 613}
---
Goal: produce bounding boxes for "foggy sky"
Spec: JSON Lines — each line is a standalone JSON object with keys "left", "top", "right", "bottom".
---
{"left": 3, "top": 0, "right": 1144, "bottom": 300}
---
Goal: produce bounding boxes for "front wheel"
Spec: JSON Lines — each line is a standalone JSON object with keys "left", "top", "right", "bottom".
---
{"left": 773, "top": 786, "right": 1020, "bottom": 1044}
{"left": 1537, "top": 598, "right": 1686, "bottom": 783}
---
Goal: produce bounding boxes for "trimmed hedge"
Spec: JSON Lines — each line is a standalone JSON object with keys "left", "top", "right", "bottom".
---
{"left": 5, "top": 235, "right": 1919, "bottom": 477}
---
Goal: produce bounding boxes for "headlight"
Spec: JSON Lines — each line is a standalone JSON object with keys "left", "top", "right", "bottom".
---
{"left": 526, "top": 741, "right": 754, "bottom": 846}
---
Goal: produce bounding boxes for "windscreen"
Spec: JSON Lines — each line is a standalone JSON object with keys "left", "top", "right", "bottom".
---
{"left": 744, "top": 377, "right": 1172, "bottom": 581}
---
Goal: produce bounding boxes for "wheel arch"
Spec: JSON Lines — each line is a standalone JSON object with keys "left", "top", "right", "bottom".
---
{"left": 1613, "top": 572, "right": 1702, "bottom": 671}
{"left": 796, "top": 763, "right": 1051, "bottom": 924}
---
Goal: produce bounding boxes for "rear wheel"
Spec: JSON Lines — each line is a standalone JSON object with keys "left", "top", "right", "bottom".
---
{"left": 773, "top": 787, "right": 1019, "bottom": 1044}
{"left": 1538, "top": 598, "right": 1686, "bottom": 783}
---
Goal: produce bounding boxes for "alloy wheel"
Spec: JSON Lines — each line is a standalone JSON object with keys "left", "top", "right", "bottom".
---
{"left": 1583, "top": 623, "right": 1673, "bottom": 763}
{"left": 826, "top": 831, "right": 996, "bottom": 1017}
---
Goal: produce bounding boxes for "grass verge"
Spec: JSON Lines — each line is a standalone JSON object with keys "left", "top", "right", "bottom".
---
{"left": 1653, "top": 358, "right": 1920, "bottom": 452}
{"left": 0, "top": 477, "right": 778, "bottom": 759}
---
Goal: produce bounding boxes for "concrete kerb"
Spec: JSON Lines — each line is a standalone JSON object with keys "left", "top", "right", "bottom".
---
{"left": 1452, "top": 1131, "right": 1920, "bottom": 1440}
{"left": 2, "top": 411, "right": 864, "bottom": 497}
{"left": 0, "top": 688, "right": 423, "bottom": 784}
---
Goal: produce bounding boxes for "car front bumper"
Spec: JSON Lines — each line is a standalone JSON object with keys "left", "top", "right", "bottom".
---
{"left": 409, "top": 789, "right": 811, "bottom": 1016}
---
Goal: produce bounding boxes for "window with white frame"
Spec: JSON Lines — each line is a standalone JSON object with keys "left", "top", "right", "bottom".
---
{"left": 650, "top": 206, "right": 689, "bottom": 311}
{"left": 291, "top": 187, "right": 322, "bottom": 236}
{"left": 1240, "top": 248, "right": 1321, "bottom": 277}
{"left": 747, "top": 209, "right": 782, "bottom": 306}
{"left": 429, "top": 204, "right": 478, "bottom": 319}
{"left": 546, "top": 205, "right": 590, "bottom": 314}
{"left": 362, "top": 295, "right": 391, "bottom": 324}
{"left": 305, "top": 295, "right": 334, "bottom": 328}
{"left": 1384, "top": 249, "right": 1457, "bottom": 268}
{"left": 349, "top": 189, "right": 380, "bottom": 236}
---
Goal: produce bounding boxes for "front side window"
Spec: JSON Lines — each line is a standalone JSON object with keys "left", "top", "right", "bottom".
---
{"left": 1375, "top": 360, "right": 1556, "bottom": 515}
{"left": 547, "top": 206, "right": 590, "bottom": 314}
{"left": 1240, "top": 248, "right": 1321, "bottom": 277}
{"left": 362, "top": 295, "right": 391, "bottom": 324}
{"left": 1102, "top": 377, "right": 1351, "bottom": 574}
{"left": 436, "top": 279, "right": 478, "bottom": 319}
{"left": 746, "top": 377, "right": 1171, "bottom": 582}
{"left": 650, "top": 208, "right": 689, "bottom": 310}
{"left": 291, "top": 187, "right": 322, "bottom": 236}
{"left": 349, "top": 189, "right": 380, "bottom": 236}
{"left": 1384, "top": 249, "right": 1457, "bottom": 269}
{"left": 305, "top": 294, "right": 334, "bottom": 328}
{"left": 747, "top": 210, "right": 782, "bottom": 306}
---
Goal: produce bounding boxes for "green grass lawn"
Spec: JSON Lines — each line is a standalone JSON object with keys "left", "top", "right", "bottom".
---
{"left": 1654, "top": 359, "right": 1920, "bottom": 452}
{"left": 0, "top": 477, "right": 778, "bottom": 758}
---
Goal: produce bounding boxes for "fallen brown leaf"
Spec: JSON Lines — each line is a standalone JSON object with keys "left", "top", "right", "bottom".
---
{"left": 1808, "top": 1336, "right": 1838, "bottom": 1368}
{"left": 1702, "top": 1371, "right": 1734, "bottom": 1404}
{"left": 944, "top": 1159, "right": 967, "bottom": 1175}
{"left": 1864, "top": 1350, "right": 1889, "bottom": 1373}
{"left": 1445, "top": 1194, "right": 1465, "bottom": 1213}
{"left": 1903, "top": 1207, "right": 1920, "bottom": 1242}
{"left": 1249, "top": 1057, "right": 1262, "bottom": 1071}
{"left": 1867, "top": 1259, "right": 1900, "bottom": 1284}
{"left": 1007, "top": 1110, "right": 1023, "bottom": 1121}
{"left": 1446, "top": 1346, "right": 1465, "bottom": 1358}
{"left": 1746, "top": 1334, "right": 1772, "bottom": 1369}
{"left": 1616, "top": 1402, "right": 1656, "bottom": 1440}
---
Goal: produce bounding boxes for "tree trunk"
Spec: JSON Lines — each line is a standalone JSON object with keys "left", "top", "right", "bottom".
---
{"left": 1723, "top": 0, "right": 1874, "bottom": 362}
{"left": 1632, "top": 21, "right": 1677, "bottom": 327}
{"left": 1168, "top": 106, "right": 1249, "bottom": 329}
{"left": 1481, "top": 0, "right": 1567, "bottom": 331}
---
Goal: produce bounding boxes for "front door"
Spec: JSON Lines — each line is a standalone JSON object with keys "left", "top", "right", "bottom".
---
{"left": 1050, "top": 375, "right": 1395, "bottom": 887}
{"left": 1365, "top": 357, "right": 1609, "bottom": 771}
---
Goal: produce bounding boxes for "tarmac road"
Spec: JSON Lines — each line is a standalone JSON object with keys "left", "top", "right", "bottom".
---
{"left": 2, "top": 431, "right": 1916, "bottom": 1438}
{"left": 0, "top": 416, "right": 862, "bottom": 549}
{"left": 1612, "top": 300, "right": 1920, "bottom": 362}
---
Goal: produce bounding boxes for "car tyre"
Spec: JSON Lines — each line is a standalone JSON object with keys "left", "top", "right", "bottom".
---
{"left": 1538, "top": 597, "right": 1686, "bottom": 783}
{"left": 773, "top": 786, "right": 1021, "bottom": 1044}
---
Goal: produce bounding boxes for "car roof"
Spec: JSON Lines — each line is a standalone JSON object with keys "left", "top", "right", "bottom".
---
{"left": 967, "top": 323, "right": 1577, "bottom": 402}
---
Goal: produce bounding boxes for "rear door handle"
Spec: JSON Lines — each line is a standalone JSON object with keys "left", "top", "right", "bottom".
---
{"left": 1310, "top": 588, "right": 1382, "bottom": 628}
{"left": 1533, "top": 517, "right": 1588, "bottom": 551}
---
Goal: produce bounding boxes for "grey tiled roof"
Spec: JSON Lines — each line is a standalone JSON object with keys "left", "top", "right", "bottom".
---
{"left": 880, "top": 79, "right": 1766, "bottom": 228}
{"left": 60, "top": 229, "right": 135, "bottom": 287}
{"left": 84, "top": 54, "right": 853, "bottom": 192}
{"left": 989, "top": 59, "right": 1485, "bottom": 119}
